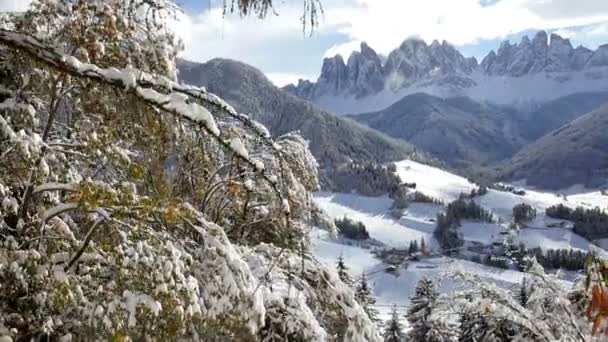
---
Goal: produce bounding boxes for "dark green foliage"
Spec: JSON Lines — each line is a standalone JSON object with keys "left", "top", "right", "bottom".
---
{"left": 461, "top": 186, "right": 489, "bottom": 199}
{"left": 327, "top": 162, "right": 405, "bottom": 196}
{"left": 336, "top": 255, "right": 353, "bottom": 286}
{"left": 411, "top": 191, "right": 443, "bottom": 205}
{"left": 434, "top": 212, "right": 463, "bottom": 252}
{"left": 545, "top": 203, "right": 574, "bottom": 220}
{"left": 383, "top": 305, "right": 405, "bottom": 342}
{"left": 409, "top": 240, "right": 420, "bottom": 254}
{"left": 545, "top": 204, "right": 608, "bottom": 240}
{"left": 435, "top": 198, "right": 493, "bottom": 251}
{"left": 527, "top": 247, "right": 587, "bottom": 271}
{"left": 355, "top": 273, "right": 381, "bottom": 326}
{"left": 335, "top": 216, "right": 370, "bottom": 240}
{"left": 517, "top": 277, "right": 531, "bottom": 308}
{"left": 420, "top": 237, "right": 428, "bottom": 255}
{"left": 447, "top": 198, "right": 494, "bottom": 223}
{"left": 512, "top": 203, "right": 537, "bottom": 223}
{"left": 459, "top": 310, "right": 488, "bottom": 342}
{"left": 407, "top": 278, "right": 438, "bottom": 341}
{"left": 491, "top": 183, "right": 526, "bottom": 196}
{"left": 458, "top": 310, "right": 516, "bottom": 342}
{"left": 482, "top": 255, "right": 509, "bottom": 269}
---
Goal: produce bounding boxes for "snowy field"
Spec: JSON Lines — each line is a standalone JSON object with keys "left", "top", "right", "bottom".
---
{"left": 311, "top": 159, "right": 606, "bottom": 320}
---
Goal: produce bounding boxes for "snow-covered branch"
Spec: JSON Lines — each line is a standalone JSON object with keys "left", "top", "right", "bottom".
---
{"left": 0, "top": 29, "right": 286, "bottom": 203}
{"left": 33, "top": 183, "right": 77, "bottom": 195}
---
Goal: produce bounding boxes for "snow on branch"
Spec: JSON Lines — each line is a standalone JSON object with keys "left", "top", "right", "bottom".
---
{"left": 0, "top": 29, "right": 286, "bottom": 202}
{"left": 33, "top": 182, "right": 77, "bottom": 195}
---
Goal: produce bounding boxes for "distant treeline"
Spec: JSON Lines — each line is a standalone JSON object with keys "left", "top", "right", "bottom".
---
{"left": 545, "top": 204, "right": 608, "bottom": 240}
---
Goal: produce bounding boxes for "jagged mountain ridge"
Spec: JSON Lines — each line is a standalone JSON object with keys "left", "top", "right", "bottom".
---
{"left": 285, "top": 31, "right": 608, "bottom": 114}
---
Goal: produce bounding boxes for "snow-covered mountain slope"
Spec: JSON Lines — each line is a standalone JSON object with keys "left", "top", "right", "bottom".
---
{"left": 311, "top": 159, "right": 606, "bottom": 318}
{"left": 315, "top": 192, "right": 438, "bottom": 248}
{"left": 285, "top": 31, "right": 608, "bottom": 115}
{"left": 500, "top": 102, "right": 608, "bottom": 189}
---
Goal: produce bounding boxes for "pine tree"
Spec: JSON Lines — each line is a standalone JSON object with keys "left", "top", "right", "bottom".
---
{"left": 407, "top": 277, "right": 438, "bottom": 341}
{"left": 355, "top": 272, "right": 381, "bottom": 325}
{"left": 458, "top": 308, "right": 515, "bottom": 342}
{"left": 420, "top": 237, "right": 428, "bottom": 256}
{"left": 410, "top": 240, "right": 419, "bottom": 254}
{"left": 459, "top": 309, "right": 488, "bottom": 342}
{"left": 336, "top": 254, "right": 353, "bottom": 286}
{"left": 518, "top": 277, "right": 530, "bottom": 308}
{"left": 383, "top": 305, "right": 405, "bottom": 342}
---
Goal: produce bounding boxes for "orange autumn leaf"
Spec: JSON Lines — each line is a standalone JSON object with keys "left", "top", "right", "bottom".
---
{"left": 586, "top": 284, "right": 608, "bottom": 336}
{"left": 227, "top": 181, "right": 241, "bottom": 197}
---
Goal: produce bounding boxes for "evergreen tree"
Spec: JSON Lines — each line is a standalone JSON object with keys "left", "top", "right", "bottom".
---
{"left": 336, "top": 254, "right": 353, "bottom": 286}
{"left": 407, "top": 277, "right": 438, "bottom": 341}
{"left": 355, "top": 272, "right": 381, "bottom": 325}
{"left": 518, "top": 277, "right": 530, "bottom": 308}
{"left": 409, "top": 240, "right": 420, "bottom": 254}
{"left": 458, "top": 308, "right": 515, "bottom": 341}
{"left": 383, "top": 305, "right": 405, "bottom": 342}
{"left": 420, "top": 237, "right": 428, "bottom": 256}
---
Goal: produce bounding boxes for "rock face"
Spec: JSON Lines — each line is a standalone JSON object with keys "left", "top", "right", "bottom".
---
{"left": 480, "top": 31, "right": 606, "bottom": 75}
{"left": 285, "top": 31, "right": 608, "bottom": 113}
{"left": 286, "top": 39, "right": 477, "bottom": 100}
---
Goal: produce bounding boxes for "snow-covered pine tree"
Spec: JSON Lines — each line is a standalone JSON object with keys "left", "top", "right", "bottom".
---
{"left": 458, "top": 308, "right": 513, "bottom": 342}
{"left": 337, "top": 254, "right": 353, "bottom": 286}
{"left": 406, "top": 277, "right": 438, "bottom": 341}
{"left": 0, "top": 1, "right": 382, "bottom": 340}
{"left": 355, "top": 272, "right": 382, "bottom": 326}
{"left": 518, "top": 277, "right": 531, "bottom": 308}
{"left": 383, "top": 305, "right": 405, "bottom": 342}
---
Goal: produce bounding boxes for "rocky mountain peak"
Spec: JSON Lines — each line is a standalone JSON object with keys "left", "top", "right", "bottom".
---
{"left": 284, "top": 30, "right": 608, "bottom": 108}
{"left": 479, "top": 31, "right": 606, "bottom": 76}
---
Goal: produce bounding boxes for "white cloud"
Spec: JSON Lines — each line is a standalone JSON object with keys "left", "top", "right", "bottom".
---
{"left": 172, "top": 0, "right": 608, "bottom": 82}
{"left": 265, "top": 72, "right": 312, "bottom": 87}
{"left": 326, "top": 0, "right": 608, "bottom": 57}
{"left": 0, "top": 0, "right": 31, "bottom": 12}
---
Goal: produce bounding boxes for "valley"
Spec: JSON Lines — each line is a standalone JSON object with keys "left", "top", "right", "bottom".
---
{"left": 311, "top": 159, "right": 608, "bottom": 322}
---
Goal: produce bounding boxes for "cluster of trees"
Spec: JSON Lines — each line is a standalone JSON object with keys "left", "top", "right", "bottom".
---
{"left": 472, "top": 235, "right": 587, "bottom": 272}
{"left": 491, "top": 183, "right": 526, "bottom": 196}
{"left": 434, "top": 199, "right": 494, "bottom": 251}
{"left": 470, "top": 254, "right": 510, "bottom": 269}
{"left": 527, "top": 247, "right": 587, "bottom": 271}
{"left": 389, "top": 190, "right": 442, "bottom": 219}
{"left": 460, "top": 186, "right": 489, "bottom": 199}
{"left": 545, "top": 204, "right": 608, "bottom": 240}
{"left": 325, "top": 162, "right": 404, "bottom": 196}
{"left": 411, "top": 191, "right": 443, "bottom": 205}
{"left": 512, "top": 203, "right": 537, "bottom": 223}
{"left": 374, "top": 238, "right": 430, "bottom": 265}
{"left": 335, "top": 216, "right": 371, "bottom": 240}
